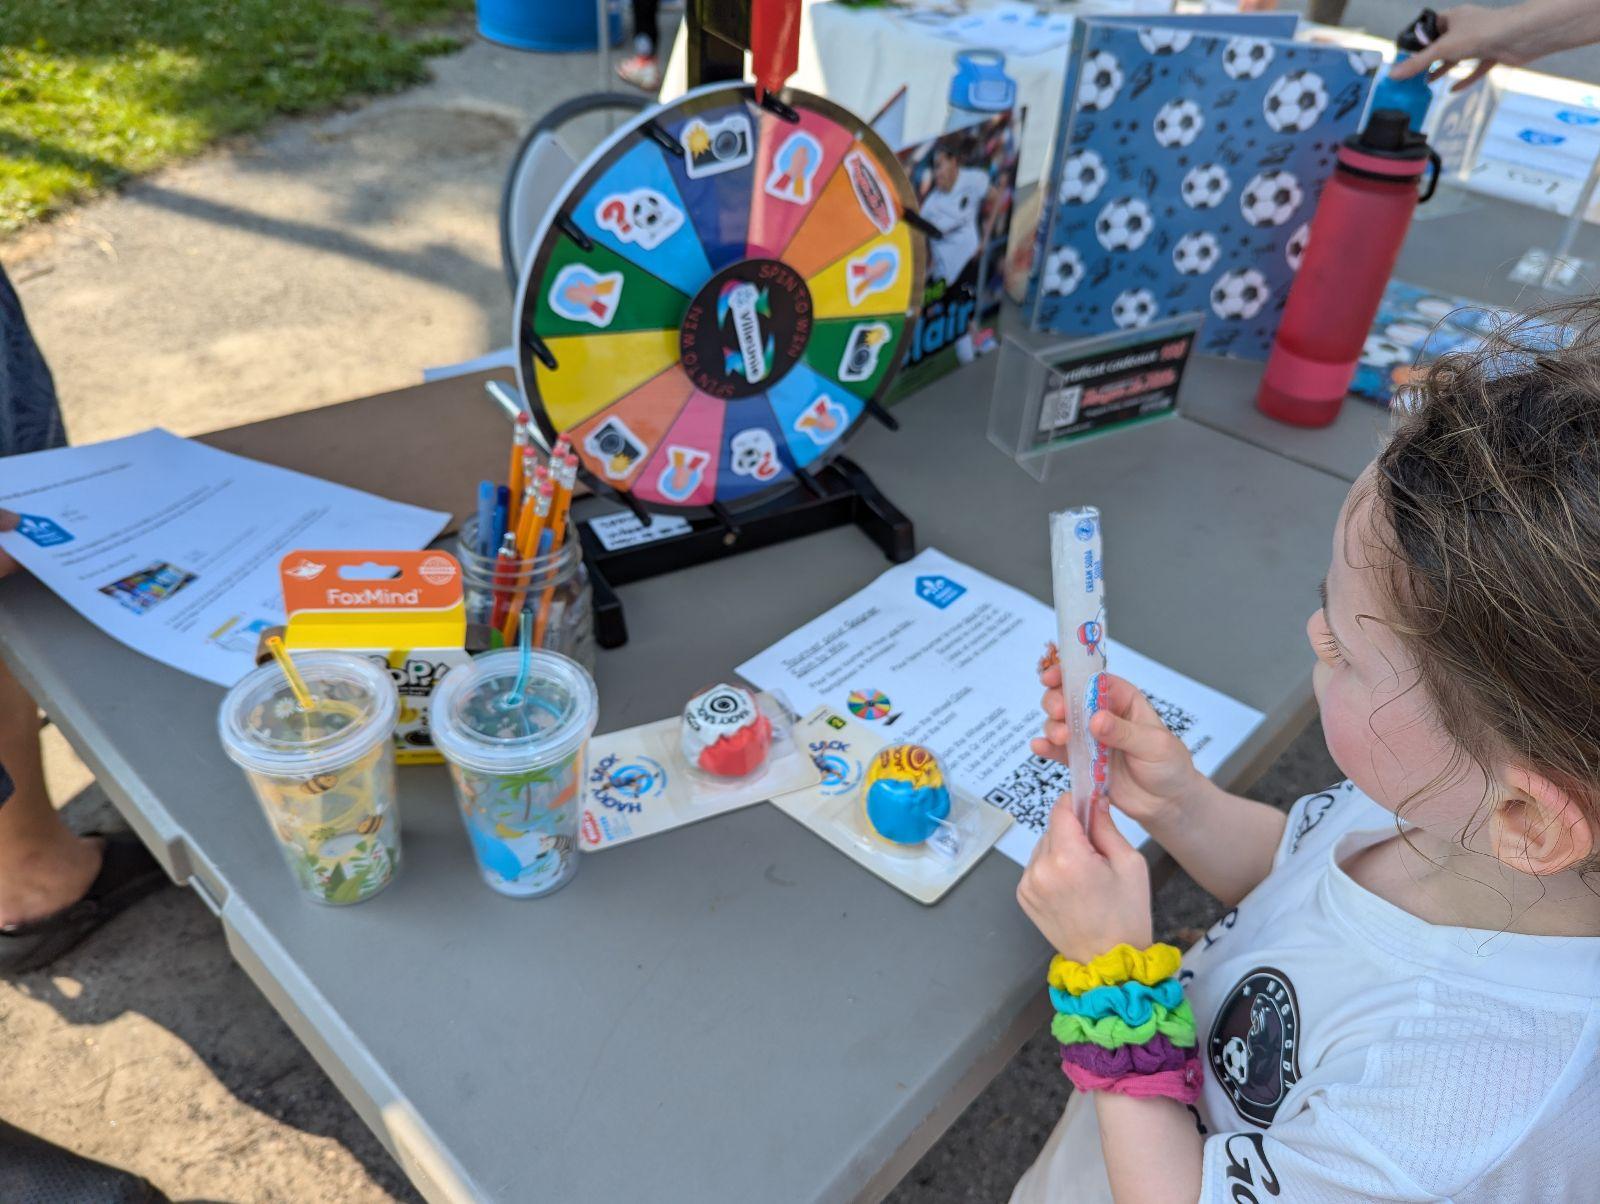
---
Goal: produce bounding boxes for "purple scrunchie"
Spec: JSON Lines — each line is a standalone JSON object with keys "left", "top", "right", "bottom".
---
{"left": 1059, "top": 1033, "right": 1190, "bottom": 1076}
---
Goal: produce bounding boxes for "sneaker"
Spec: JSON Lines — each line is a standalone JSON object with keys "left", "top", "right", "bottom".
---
{"left": 615, "top": 54, "right": 662, "bottom": 93}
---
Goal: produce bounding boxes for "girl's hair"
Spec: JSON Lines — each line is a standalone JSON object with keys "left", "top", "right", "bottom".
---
{"left": 1373, "top": 301, "right": 1600, "bottom": 838}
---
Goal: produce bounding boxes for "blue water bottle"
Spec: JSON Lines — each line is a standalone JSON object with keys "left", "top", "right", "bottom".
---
{"left": 946, "top": 50, "right": 1017, "bottom": 133}
{"left": 1371, "top": 9, "right": 1441, "bottom": 134}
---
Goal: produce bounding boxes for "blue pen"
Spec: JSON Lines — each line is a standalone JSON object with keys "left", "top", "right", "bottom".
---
{"left": 492, "top": 485, "right": 511, "bottom": 555}
{"left": 476, "top": 481, "right": 495, "bottom": 559}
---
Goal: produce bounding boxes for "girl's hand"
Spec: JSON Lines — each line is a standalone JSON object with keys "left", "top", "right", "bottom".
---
{"left": 1387, "top": 3, "right": 1550, "bottom": 92}
{"left": 1018, "top": 791, "right": 1152, "bottom": 962}
{"left": 1033, "top": 669, "right": 1203, "bottom": 831}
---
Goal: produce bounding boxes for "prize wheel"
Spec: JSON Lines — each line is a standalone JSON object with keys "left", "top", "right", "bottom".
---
{"left": 513, "top": 83, "right": 927, "bottom": 514}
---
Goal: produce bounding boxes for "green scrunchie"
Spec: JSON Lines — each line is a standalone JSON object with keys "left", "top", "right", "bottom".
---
{"left": 1050, "top": 999, "right": 1197, "bottom": 1050}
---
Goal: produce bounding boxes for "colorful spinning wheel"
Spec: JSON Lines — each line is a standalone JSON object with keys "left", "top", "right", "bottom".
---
{"left": 513, "top": 83, "right": 927, "bottom": 513}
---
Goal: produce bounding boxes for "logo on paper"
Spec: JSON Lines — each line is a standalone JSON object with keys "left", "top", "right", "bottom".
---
{"left": 595, "top": 187, "right": 684, "bottom": 250}
{"left": 809, "top": 737, "right": 864, "bottom": 797}
{"left": 1517, "top": 128, "right": 1566, "bottom": 146}
{"left": 657, "top": 446, "right": 709, "bottom": 502}
{"left": 793, "top": 395, "right": 847, "bottom": 446}
{"left": 717, "top": 281, "right": 774, "bottom": 384}
{"left": 846, "top": 247, "right": 900, "bottom": 306}
{"left": 728, "top": 427, "right": 781, "bottom": 481}
{"left": 588, "top": 752, "right": 668, "bottom": 814}
{"left": 12, "top": 513, "right": 71, "bottom": 547}
{"left": 681, "top": 114, "right": 753, "bottom": 179}
{"left": 765, "top": 130, "right": 823, "bottom": 204}
{"left": 916, "top": 574, "right": 966, "bottom": 609}
{"left": 839, "top": 321, "right": 891, "bottom": 383}
{"left": 1556, "top": 109, "right": 1600, "bottom": 126}
{"left": 843, "top": 150, "right": 895, "bottom": 234}
{"left": 549, "top": 264, "right": 623, "bottom": 327}
{"left": 584, "top": 416, "right": 646, "bottom": 480}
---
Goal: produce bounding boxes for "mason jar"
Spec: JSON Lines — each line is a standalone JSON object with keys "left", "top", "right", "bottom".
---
{"left": 456, "top": 517, "right": 595, "bottom": 672}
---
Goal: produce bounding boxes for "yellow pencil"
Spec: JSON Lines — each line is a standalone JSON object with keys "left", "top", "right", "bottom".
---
{"left": 507, "top": 413, "right": 530, "bottom": 530}
{"left": 500, "top": 478, "right": 555, "bottom": 646}
{"left": 532, "top": 454, "right": 578, "bottom": 648}
{"left": 514, "top": 464, "right": 547, "bottom": 558}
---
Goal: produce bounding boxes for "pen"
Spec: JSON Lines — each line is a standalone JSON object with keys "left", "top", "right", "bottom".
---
{"left": 492, "top": 485, "right": 510, "bottom": 555}
{"left": 476, "top": 480, "right": 495, "bottom": 559}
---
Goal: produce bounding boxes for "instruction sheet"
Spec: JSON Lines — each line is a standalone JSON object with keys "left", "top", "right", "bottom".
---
{"left": 738, "top": 548, "right": 1263, "bottom": 865}
{"left": 0, "top": 429, "right": 450, "bottom": 686}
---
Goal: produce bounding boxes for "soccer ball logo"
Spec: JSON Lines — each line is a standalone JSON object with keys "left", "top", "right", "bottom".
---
{"left": 1172, "top": 231, "right": 1220, "bottom": 276}
{"left": 1222, "top": 37, "right": 1274, "bottom": 80}
{"left": 1137, "top": 28, "right": 1193, "bottom": 55}
{"left": 1095, "top": 196, "right": 1153, "bottom": 251}
{"left": 1057, "top": 149, "right": 1108, "bottom": 205}
{"left": 1264, "top": 70, "right": 1330, "bottom": 133}
{"left": 1078, "top": 51, "right": 1124, "bottom": 112}
{"left": 1180, "top": 164, "right": 1230, "bottom": 210}
{"left": 1211, "top": 268, "right": 1270, "bottom": 320}
{"left": 1041, "top": 245, "right": 1085, "bottom": 297}
{"left": 1286, "top": 222, "right": 1310, "bottom": 271}
{"left": 1348, "top": 50, "right": 1382, "bottom": 75}
{"left": 1240, "top": 170, "right": 1304, "bottom": 227}
{"left": 1153, "top": 98, "right": 1204, "bottom": 149}
{"left": 1112, "top": 288, "right": 1159, "bottom": 330}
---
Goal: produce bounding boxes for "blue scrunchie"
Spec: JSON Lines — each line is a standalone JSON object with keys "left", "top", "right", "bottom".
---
{"left": 1050, "top": 976, "right": 1184, "bottom": 1025}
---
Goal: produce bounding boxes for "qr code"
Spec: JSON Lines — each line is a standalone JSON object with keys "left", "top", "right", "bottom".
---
{"left": 1145, "top": 692, "right": 1197, "bottom": 741}
{"left": 986, "top": 755, "right": 1072, "bottom": 834}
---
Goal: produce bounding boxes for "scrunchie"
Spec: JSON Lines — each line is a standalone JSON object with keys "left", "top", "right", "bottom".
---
{"left": 1048, "top": 943, "right": 1182, "bottom": 994}
{"left": 1061, "top": 1056, "right": 1203, "bottom": 1104}
{"left": 1050, "top": 1000, "right": 1196, "bottom": 1050}
{"left": 1059, "top": 1033, "right": 1190, "bottom": 1077}
{"left": 1050, "top": 977, "right": 1185, "bottom": 1025}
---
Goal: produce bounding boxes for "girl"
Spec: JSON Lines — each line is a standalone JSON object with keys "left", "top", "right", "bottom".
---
{"left": 1013, "top": 310, "right": 1600, "bottom": 1202}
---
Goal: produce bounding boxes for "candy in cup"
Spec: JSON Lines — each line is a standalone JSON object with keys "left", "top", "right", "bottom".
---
{"left": 219, "top": 644, "right": 402, "bottom": 906}
{"left": 1048, "top": 507, "right": 1108, "bottom": 829}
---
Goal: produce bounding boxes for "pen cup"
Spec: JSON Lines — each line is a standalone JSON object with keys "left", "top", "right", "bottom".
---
{"left": 456, "top": 516, "right": 595, "bottom": 672}
{"left": 429, "top": 648, "right": 598, "bottom": 898}
{"left": 219, "top": 651, "right": 402, "bottom": 906}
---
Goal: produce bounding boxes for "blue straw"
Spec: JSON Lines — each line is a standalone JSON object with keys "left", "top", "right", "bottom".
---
{"left": 506, "top": 609, "right": 532, "bottom": 709}
{"left": 476, "top": 481, "right": 495, "bottom": 558}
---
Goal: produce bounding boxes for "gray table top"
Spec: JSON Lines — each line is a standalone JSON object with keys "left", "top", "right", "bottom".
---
{"left": 1181, "top": 187, "right": 1600, "bottom": 484}
{"left": 0, "top": 360, "right": 1351, "bottom": 1203}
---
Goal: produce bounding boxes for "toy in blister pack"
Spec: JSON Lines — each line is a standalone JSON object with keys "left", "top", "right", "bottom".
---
{"left": 862, "top": 743, "right": 952, "bottom": 845}
{"left": 681, "top": 682, "right": 774, "bottom": 779}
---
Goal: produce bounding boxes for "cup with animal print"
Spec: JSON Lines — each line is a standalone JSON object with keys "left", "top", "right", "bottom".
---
{"left": 429, "top": 649, "right": 598, "bottom": 898}
{"left": 219, "top": 651, "right": 402, "bottom": 905}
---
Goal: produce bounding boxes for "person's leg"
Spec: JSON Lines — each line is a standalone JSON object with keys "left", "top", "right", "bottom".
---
{"left": 616, "top": 0, "right": 663, "bottom": 91}
{"left": 0, "top": 657, "right": 101, "bottom": 927}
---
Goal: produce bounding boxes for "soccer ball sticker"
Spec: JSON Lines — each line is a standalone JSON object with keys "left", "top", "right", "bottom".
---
{"left": 1095, "top": 196, "right": 1153, "bottom": 251}
{"left": 1348, "top": 50, "right": 1382, "bottom": 75}
{"left": 1240, "top": 170, "right": 1304, "bottom": 227}
{"left": 1173, "top": 231, "right": 1221, "bottom": 276}
{"left": 1153, "top": 98, "right": 1204, "bottom": 149}
{"left": 1211, "top": 268, "right": 1271, "bottom": 320}
{"left": 1111, "top": 288, "right": 1158, "bottom": 329}
{"left": 1078, "top": 51, "right": 1125, "bottom": 112}
{"left": 1137, "top": 28, "right": 1193, "bottom": 56}
{"left": 1222, "top": 37, "right": 1274, "bottom": 80}
{"left": 1180, "top": 164, "right": 1230, "bottom": 210}
{"left": 1058, "top": 149, "right": 1108, "bottom": 205}
{"left": 1264, "top": 70, "right": 1330, "bottom": 133}
{"left": 1362, "top": 334, "right": 1411, "bottom": 371}
{"left": 1286, "top": 222, "right": 1310, "bottom": 271}
{"left": 1042, "top": 245, "right": 1086, "bottom": 297}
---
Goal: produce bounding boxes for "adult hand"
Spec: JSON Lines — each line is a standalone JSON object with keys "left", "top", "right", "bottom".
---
{"left": 1389, "top": 2, "right": 1550, "bottom": 91}
{"left": 0, "top": 510, "right": 20, "bottom": 579}
{"left": 1018, "top": 791, "right": 1152, "bottom": 962}
{"left": 1032, "top": 669, "right": 1203, "bottom": 831}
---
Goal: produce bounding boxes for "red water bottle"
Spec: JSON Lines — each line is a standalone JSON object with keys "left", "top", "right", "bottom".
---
{"left": 1256, "top": 110, "right": 1441, "bottom": 427}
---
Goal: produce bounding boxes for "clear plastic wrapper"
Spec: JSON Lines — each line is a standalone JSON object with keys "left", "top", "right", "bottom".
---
{"left": 1049, "top": 507, "right": 1108, "bottom": 828}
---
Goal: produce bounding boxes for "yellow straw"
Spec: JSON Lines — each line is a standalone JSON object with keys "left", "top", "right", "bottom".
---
{"left": 266, "top": 636, "right": 316, "bottom": 711}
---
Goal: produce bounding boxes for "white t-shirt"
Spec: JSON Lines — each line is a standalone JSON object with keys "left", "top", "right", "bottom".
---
{"left": 1012, "top": 782, "right": 1600, "bottom": 1203}
{"left": 920, "top": 166, "right": 989, "bottom": 284}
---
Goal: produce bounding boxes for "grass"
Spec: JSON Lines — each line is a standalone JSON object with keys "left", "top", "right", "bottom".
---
{"left": 0, "top": 0, "right": 475, "bottom": 233}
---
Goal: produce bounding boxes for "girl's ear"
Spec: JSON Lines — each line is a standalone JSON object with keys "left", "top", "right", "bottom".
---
{"left": 1490, "top": 769, "right": 1595, "bottom": 875}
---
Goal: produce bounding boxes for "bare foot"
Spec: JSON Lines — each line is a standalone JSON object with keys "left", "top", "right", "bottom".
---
{"left": 0, "top": 832, "right": 105, "bottom": 928}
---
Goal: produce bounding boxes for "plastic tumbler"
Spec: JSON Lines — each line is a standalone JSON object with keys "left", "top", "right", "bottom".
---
{"left": 429, "top": 649, "right": 598, "bottom": 898}
{"left": 219, "top": 651, "right": 402, "bottom": 905}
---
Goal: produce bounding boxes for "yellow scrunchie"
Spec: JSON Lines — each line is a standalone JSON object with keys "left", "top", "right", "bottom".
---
{"left": 1048, "top": 943, "right": 1182, "bottom": 995}
{"left": 1051, "top": 1000, "right": 1196, "bottom": 1050}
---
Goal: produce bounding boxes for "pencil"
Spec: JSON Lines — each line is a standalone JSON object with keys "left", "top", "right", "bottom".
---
{"left": 508, "top": 413, "right": 529, "bottom": 530}
{"left": 500, "top": 478, "right": 555, "bottom": 645}
{"left": 532, "top": 454, "right": 579, "bottom": 648}
{"left": 514, "top": 464, "right": 548, "bottom": 557}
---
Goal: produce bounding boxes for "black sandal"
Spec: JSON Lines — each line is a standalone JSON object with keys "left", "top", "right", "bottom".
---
{"left": 0, "top": 833, "right": 169, "bottom": 974}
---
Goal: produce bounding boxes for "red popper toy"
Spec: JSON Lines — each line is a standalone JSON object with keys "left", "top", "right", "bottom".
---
{"left": 681, "top": 683, "right": 773, "bottom": 778}
{"left": 751, "top": 0, "right": 802, "bottom": 100}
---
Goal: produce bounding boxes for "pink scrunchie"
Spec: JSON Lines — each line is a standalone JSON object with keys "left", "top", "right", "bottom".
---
{"left": 1061, "top": 1055, "right": 1204, "bottom": 1104}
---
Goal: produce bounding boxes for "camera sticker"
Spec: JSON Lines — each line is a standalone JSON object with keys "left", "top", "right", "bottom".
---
{"left": 549, "top": 264, "right": 623, "bottom": 328}
{"left": 793, "top": 395, "right": 848, "bottom": 447}
{"left": 658, "top": 446, "right": 710, "bottom": 502}
{"left": 728, "top": 427, "right": 781, "bottom": 481}
{"left": 595, "top": 187, "right": 684, "bottom": 251}
{"left": 843, "top": 150, "right": 895, "bottom": 235}
{"left": 764, "top": 130, "right": 823, "bottom": 206}
{"left": 681, "top": 113, "right": 754, "bottom": 180}
{"left": 845, "top": 246, "right": 901, "bottom": 307}
{"left": 583, "top": 416, "right": 647, "bottom": 480}
{"left": 838, "top": 321, "right": 892, "bottom": 383}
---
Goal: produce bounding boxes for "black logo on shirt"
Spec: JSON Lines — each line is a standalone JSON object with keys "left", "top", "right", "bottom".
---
{"left": 1221, "top": 1132, "right": 1281, "bottom": 1200}
{"left": 1288, "top": 791, "right": 1338, "bottom": 854}
{"left": 1208, "top": 967, "right": 1302, "bottom": 1128}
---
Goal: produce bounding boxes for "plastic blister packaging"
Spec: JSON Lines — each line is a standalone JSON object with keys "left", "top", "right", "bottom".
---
{"left": 1049, "top": 507, "right": 1108, "bottom": 828}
